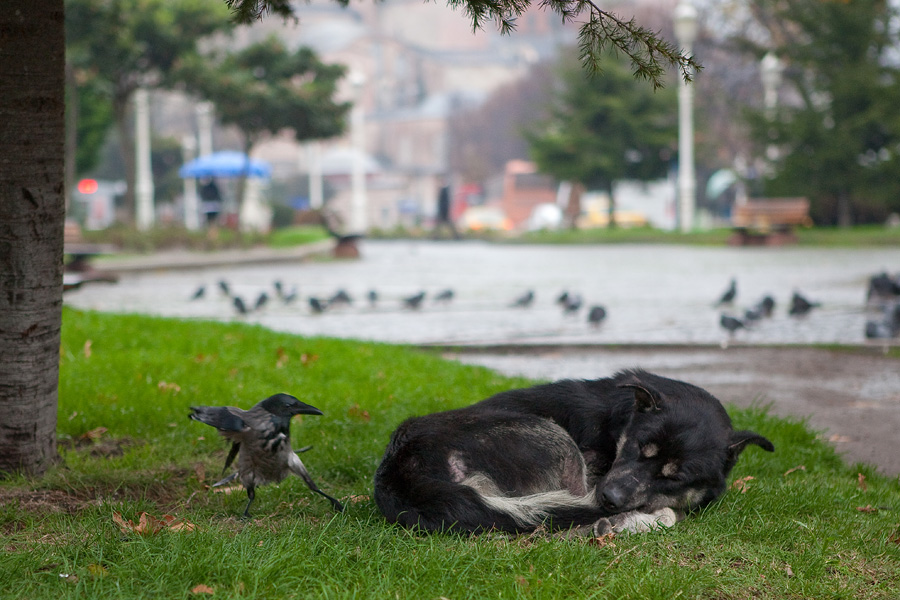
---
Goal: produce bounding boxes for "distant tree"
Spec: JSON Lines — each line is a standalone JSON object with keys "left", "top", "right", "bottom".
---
{"left": 65, "top": 0, "right": 233, "bottom": 222}
{"left": 735, "top": 0, "right": 900, "bottom": 225}
{"left": 527, "top": 50, "right": 677, "bottom": 227}
{"left": 448, "top": 61, "right": 556, "bottom": 184}
{"left": 175, "top": 36, "right": 350, "bottom": 219}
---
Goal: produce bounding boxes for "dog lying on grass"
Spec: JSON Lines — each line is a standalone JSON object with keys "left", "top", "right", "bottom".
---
{"left": 374, "top": 369, "right": 774, "bottom": 535}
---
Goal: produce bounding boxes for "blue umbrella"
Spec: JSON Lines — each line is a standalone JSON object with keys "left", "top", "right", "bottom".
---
{"left": 179, "top": 151, "right": 271, "bottom": 179}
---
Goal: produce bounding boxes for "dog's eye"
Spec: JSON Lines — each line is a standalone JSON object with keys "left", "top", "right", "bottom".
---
{"left": 660, "top": 461, "right": 679, "bottom": 479}
{"left": 640, "top": 443, "right": 659, "bottom": 459}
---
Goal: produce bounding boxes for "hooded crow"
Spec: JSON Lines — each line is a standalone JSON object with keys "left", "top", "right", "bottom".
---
{"left": 189, "top": 393, "right": 344, "bottom": 517}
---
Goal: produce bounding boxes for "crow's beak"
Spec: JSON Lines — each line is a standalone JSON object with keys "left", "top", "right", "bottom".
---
{"left": 293, "top": 401, "right": 324, "bottom": 416}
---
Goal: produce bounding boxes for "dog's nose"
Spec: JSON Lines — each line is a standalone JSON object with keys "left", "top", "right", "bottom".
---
{"left": 600, "top": 487, "right": 626, "bottom": 511}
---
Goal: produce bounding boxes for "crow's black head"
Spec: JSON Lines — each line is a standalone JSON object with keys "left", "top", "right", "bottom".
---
{"left": 259, "top": 393, "right": 324, "bottom": 418}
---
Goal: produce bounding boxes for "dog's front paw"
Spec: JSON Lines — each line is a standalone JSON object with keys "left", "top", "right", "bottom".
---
{"left": 595, "top": 507, "right": 677, "bottom": 535}
{"left": 592, "top": 517, "right": 615, "bottom": 537}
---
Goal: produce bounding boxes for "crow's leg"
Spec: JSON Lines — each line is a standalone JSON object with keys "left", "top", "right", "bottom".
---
{"left": 242, "top": 486, "right": 255, "bottom": 519}
{"left": 288, "top": 454, "right": 344, "bottom": 512}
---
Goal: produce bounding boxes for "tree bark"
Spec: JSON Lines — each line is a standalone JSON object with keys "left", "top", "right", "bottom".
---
{"left": 0, "top": 0, "right": 65, "bottom": 476}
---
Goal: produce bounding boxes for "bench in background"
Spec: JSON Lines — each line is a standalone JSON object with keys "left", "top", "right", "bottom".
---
{"left": 729, "top": 197, "right": 812, "bottom": 246}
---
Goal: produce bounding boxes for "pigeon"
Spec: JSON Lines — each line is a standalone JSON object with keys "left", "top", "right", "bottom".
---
{"left": 434, "top": 289, "right": 454, "bottom": 303}
{"left": 788, "top": 291, "right": 820, "bottom": 316}
{"left": 562, "top": 293, "right": 583, "bottom": 314}
{"left": 757, "top": 295, "right": 776, "bottom": 317}
{"left": 189, "top": 393, "right": 343, "bottom": 517}
{"left": 743, "top": 306, "right": 763, "bottom": 324}
{"left": 865, "top": 303, "right": 900, "bottom": 339}
{"left": 190, "top": 286, "right": 206, "bottom": 301}
{"left": 715, "top": 278, "right": 737, "bottom": 306}
{"left": 274, "top": 280, "right": 284, "bottom": 299}
{"left": 233, "top": 296, "right": 249, "bottom": 315}
{"left": 328, "top": 289, "right": 353, "bottom": 306}
{"left": 218, "top": 280, "right": 231, "bottom": 297}
{"left": 587, "top": 305, "right": 607, "bottom": 327}
{"left": 403, "top": 291, "right": 426, "bottom": 310}
{"left": 556, "top": 291, "right": 570, "bottom": 305}
{"left": 720, "top": 314, "right": 745, "bottom": 335}
{"left": 254, "top": 292, "right": 269, "bottom": 311}
{"left": 367, "top": 290, "right": 378, "bottom": 307}
{"left": 308, "top": 297, "right": 327, "bottom": 314}
{"left": 282, "top": 288, "right": 298, "bottom": 304}
{"left": 511, "top": 290, "right": 535, "bottom": 308}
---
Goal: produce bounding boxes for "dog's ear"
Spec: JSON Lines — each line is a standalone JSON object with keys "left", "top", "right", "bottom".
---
{"left": 727, "top": 430, "right": 775, "bottom": 463}
{"left": 618, "top": 383, "right": 662, "bottom": 413}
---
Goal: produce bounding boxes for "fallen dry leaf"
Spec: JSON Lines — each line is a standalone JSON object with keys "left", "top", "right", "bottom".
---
{"left": 730, "top": 476, "right": 755, "bottom": 493}
{"left": 889, "top": 529, "right": 900, "bottom": 545}
{"left": 783, "top": 465, "right": 806, "bottom": 477}
{"left": 67, "top": 411, "right": 78, "bottom": 421}
{"left": 211, "top": 485, "right": 243, "bottom": 495}
{"left": 828, "top": 434, "right": 852, "bottom": 443}
{"left": 855, "top": 505, "right": 878, "bottom": 513}
{"left": 857, "top": 473, "right": 868, "bottom": 492}
{"left": 59, "top": 573, "right": 79, "bottom": 584}
{"left": 191, "top": 584, "right": 215, "bottom": 595}
{"left": 81, "top": 427, "right": 107, "bottom": 441}
{"left": 589, "top": 533, "right": 617, "bottom": 549}
{"left": 113, "top": 511, "right": 197, "bottom": 535}
{"left": 346, "top": 494, "right": 370, "bottom": 504}
{"left": 87, "top": 563, "right": 108, "bottom": 578}
{"left": 158, "top": 381, "right": 181, "bottom": 393}
{"left": 83, "top": 340, "right": 92, "bottom": 358}
{"left": 347, "top": 403, "right": 371, "bottom": 422}
{"left": 785, "top": 565, "right": 794, "bottom": 577}
{"left": 275, "top": 347, "right": 289, "bottom": 369}
{"left": 300, "top": 353, "right": 319, "bottom": 366}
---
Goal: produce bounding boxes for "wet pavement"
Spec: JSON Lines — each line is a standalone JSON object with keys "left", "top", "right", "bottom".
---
{"left": 70, "top": 239, "right": 900, "bottom": 346}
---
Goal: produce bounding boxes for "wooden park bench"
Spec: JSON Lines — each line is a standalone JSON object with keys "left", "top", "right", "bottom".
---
{"left": 63, "top": 221, "right": 119, "bottom": 291}
{"left": 728, "top": 197, "right": 812, "bottom": 246}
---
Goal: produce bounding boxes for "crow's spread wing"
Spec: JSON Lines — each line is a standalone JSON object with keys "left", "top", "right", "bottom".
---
{"left": 189, "top": 406, "right": 245, "bottom": 432}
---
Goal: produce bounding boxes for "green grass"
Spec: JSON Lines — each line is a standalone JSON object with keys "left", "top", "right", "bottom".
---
{"left": 267, "top": 225, "right": 330, "bottom": 248}
{"left": 512, "top": 224, "right": 900, "bottom": 246}
{"left": 2, "top": 310, "right": 898, "bottom": 598}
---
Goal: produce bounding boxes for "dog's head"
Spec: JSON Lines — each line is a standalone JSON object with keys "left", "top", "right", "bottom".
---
{"left": 596, "top": 370, "right": 774, "bottom": 515}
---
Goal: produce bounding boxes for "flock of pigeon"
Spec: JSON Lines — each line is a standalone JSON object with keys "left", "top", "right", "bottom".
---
{"left": 190, "top": 272, "right": 899, "bottom": 342}
{"left": 715, "top": 271, "right": 900, "bottom": 342}
{"left": 189, "top": 280, "right": 609, "bottom": 327}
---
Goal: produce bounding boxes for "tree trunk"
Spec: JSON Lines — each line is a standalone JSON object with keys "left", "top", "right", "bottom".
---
{"left": 0, "top": 0, "right": 66, "bottom": 476}
{"left": 114, "top": 97, "right": 137, "bottom": 224}
{"left": 837, "top": 190, "right": 853, "bottom": 228}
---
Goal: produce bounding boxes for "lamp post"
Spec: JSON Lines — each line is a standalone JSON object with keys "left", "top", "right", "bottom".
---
{"left": 349, "top": 71, "right": 367, "bottom": 234}
{"left": 674, "top": 0, "right": 698, "bottom": 233}
{"left": 760, "top": 51, "right": 783, "bottom": 161}
{"left": 134, "top": 88, "right": 155, "bottom": 231}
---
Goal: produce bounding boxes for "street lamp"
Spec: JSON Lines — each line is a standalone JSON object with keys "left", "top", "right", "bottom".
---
{"left": 349, "top": 71, "right": 368, "bottom": 234}
{"left": 760, "top": 52, "right": 783, "bottom": 161}
{"left": 674, "top": 0, "right": 698, "bottom": 233}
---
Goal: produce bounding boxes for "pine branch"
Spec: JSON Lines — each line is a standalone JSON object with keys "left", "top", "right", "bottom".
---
{"left": 225, "top": 0, "right": 701, "bottom": 88}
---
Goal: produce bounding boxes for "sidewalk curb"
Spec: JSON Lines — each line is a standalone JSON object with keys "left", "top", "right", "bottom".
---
{"left": 93, "top": 239, "right": 337, "bottom": 275}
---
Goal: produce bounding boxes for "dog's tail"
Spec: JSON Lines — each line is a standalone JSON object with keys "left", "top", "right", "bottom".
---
{"left": 374, "top": 471, "right": 604, "bottom": 534}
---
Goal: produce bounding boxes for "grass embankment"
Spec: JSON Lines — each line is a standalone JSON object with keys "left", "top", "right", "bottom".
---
{"left": 80, "top": 225, "right": 330, "bottom": 254}
{"left": 514, "top": 224, "right": 900, "bottom": 246}
{"left": 2, "top": 310, "right": 898, "bottom": 598}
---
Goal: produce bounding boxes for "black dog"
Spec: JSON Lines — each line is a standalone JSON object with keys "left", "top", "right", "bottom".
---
{"left": 374, "top": 369, "right": 773, "bottom": 535}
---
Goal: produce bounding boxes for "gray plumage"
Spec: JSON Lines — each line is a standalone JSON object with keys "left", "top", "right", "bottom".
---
{"left": 189, "top": 393, "right": 343, "bottom": 517}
